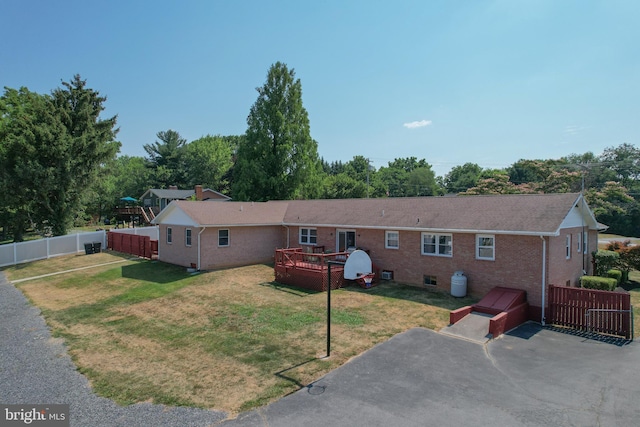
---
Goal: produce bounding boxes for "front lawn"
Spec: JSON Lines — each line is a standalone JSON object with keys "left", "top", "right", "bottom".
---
{"left": 3, "top": 254, "right": 474, "bottom": 415}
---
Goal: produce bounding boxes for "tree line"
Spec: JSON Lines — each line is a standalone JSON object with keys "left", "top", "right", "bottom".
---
{"left": 2, "top": 64, "right": 639, "bottom": 242}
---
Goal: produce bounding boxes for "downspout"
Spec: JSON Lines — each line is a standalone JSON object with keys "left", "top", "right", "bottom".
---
{"left": 540, "top": 235, "right": 546, "bottom": 325}
{"left": 197, "top": 227, "right": 205, "bottom": 270}
{"left": 284, "top": 225, "right": 290, "bottom": 248}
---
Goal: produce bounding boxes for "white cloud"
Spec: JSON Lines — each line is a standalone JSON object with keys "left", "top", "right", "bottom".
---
{"left": 403, "top": 119, "right": 432, "bottom": 129}
{"left": 564, "top": 125, "right": 590, "bottom": 136}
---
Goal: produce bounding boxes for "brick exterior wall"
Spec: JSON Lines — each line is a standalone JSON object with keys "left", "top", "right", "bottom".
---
{"left": 158, "top": 225, "right": 287, "bottom": 270}
{"left": 288, "top": 226, "right": 543, "bottom": 297}
{"left": 547, "top": 227, "right": 597, "bottom": 287}
{"left": 158, "top": 224, "right": 200, "bottom": 268}
{"left": 287, "top": 225, "right": 597, "bottom": 320}
{"left": 200, "top": 226, "right": 286, "bottom": 270}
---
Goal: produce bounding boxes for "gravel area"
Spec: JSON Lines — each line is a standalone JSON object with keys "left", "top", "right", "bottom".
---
{"left": 0, "top": 272, "right": 228, "bottom": 427}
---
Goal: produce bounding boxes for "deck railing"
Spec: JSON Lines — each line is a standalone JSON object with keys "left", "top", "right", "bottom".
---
{"left": 274, "top": 247, "right": 349, "bottom": 269}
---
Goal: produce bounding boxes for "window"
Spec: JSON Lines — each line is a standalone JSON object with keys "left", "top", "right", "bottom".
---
{"left": 167, "top": 227, "right": 172, "bottom": 244}
{"left": 476, "top": 235, "right": 495, "bottom": 260}
{"left": 385, "top": 231, "right": 399, "bottom": 249}
{"left": 299, "top": 228, "right": 317, "bottom": 245}
{"left": 185, "top": 229, "right": 192, "bottom": 247}
{"left": 577, "top": 232, "right": 582, "bottom": 253}
{"left": 424, "top": 275, "right": 437, "bottom": 286}
{"left": 218, "top": 229, "right": 229, "bottom": 247}
{"left": 583, "top": 231, "right": 588, "bottom": 254}
{"left": 421, "top": 233, "right": 452, "bottom": 257}
{"left": 565, "top": 235, "right": 571, "bottom": 259}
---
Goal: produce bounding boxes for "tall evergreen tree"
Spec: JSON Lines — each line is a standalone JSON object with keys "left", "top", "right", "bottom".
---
{"left": 233, "top": 62, "right": 322, "bottom": 201}
{"left": 144, "top": 129, "right": 187, "bottom": 188}
{"left": 0, "top": 76, "right": 119, "bottom": 239}
{"left": 48, "top": 75, "right": 120, "bottom": 234}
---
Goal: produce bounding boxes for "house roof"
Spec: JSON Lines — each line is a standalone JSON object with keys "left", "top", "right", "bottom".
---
{"left": 153, "top": 193, "right": 596, "bottom": 236}
{"left": 140, "top": 189, "right": 195, "bottom": 200}
{"left": 140, "top": 188, "right": 232, "bottom": 201}
{"left": 283, "top": 193, "right": 588, "bottom": 235}
{"left": 154, "top": 200, "right": 289, "bottom": 226}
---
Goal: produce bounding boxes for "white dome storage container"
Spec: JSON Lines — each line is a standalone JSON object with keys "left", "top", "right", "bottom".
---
{"left": 450, "top": 271, "right": 467, "bottom": 297}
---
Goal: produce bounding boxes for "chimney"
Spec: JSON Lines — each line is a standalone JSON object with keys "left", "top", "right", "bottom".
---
{"left": 169, "top": 185, "right": 178, "bottom": 190}
{"left": 195, "top": 185, "right": 203, "bottom": 201}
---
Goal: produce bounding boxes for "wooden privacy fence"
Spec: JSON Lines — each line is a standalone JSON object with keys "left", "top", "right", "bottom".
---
{"left": 107, "top": 231, "right": 158, "bottom": 259}
{"left": 548, "top": 285, "right": 633, "bottom": 340}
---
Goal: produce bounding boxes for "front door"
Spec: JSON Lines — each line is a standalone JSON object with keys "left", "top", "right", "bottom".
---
{"left": 337, "top": 230, "right": 356, "bottom": 253}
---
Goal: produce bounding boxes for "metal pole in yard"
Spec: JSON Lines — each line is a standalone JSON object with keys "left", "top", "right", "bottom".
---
{"left": 327, "top": 262, "right": 331, "bottom": 358}
{"left": 326, "top": 260, "right": 346, "bottom": 358}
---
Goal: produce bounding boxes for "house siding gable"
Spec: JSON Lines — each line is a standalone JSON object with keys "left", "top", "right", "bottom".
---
{"left": 558, "top": 204, "right": 597, "bottom": 231}
{"left": 154, "top": 205, "right": 199, "bottom": 227}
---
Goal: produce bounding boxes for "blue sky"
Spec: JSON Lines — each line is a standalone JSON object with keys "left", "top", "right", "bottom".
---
{"left": 2, "top": 0, "right": 639, "bottom": 176}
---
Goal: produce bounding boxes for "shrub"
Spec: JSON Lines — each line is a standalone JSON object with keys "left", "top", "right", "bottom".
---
{"left": 580, "top": 276, "right": 617, "bottom": 291}
{"left": 592, "top": 250, "right": 620, "bottom": 277}
{"left": 607, "top": 269, "right": 622, "bottom": 285}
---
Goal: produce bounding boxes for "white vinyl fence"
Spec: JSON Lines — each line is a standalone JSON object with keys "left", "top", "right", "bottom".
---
{"left": 0, "top": 230, "right": 107, "bottom": 268}
{"left": 109, "top": 226, "right": 159, "bottom": 240}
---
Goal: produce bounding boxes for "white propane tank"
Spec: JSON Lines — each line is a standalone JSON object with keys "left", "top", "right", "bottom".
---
{"left": 450, "top": 271, "right": 467, "bottom": 297}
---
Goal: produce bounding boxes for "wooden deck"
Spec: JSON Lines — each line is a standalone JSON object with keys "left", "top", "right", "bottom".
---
{"left": 274, "top": 248, "right": 348, "bottom": 292}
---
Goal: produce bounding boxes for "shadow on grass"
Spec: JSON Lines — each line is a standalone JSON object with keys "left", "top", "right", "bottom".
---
{"left": 121, "top": 261, "right": 193, "bottom": 284}
{"left": 274, "top": 358, "right": 319, "bottom": 389}
{"left": 620, "top": 280, "right": 640, "bottom": 292}
{"left": 341, "top": 281, "right": 477, "bottom": 311}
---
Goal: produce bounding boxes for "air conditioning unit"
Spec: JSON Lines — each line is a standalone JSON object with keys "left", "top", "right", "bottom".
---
{"left": 381, "top": 271, "right": 393, "bottom": 280}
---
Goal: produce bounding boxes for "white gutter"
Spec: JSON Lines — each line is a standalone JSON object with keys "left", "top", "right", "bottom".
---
{"left": 197, "top": 227, "right": 206, "bottom": 270}
{"left": 540, "top": 235, "right": 546, "bottom": 325}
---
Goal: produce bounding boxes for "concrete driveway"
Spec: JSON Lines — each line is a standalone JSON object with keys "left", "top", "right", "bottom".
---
{"left": 224, "top": 324, "right": 640, "bottom": 427}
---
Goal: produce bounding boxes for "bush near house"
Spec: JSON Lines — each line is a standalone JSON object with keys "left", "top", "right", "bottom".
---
{"left": 605, "top": 241, "right": 640, "bottom": 282}
{"left": 607, "top": 269, "right": 623, "bottom": 285}
{"left": 580, "top": 275, "right": 617, "bottom": 291}
{"left": 592, "top": 250, "right": 620, "bottom": 277}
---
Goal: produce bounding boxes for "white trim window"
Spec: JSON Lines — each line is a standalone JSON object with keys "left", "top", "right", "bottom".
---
{"left": 565, "top": 235, "right": 571, "bottom": 259}
{"left": 185, "top": 229, "right": 192, "bottom": 247}
{"left": 577, "top": 232, "right": 582, "bottom": 253}
{"left": 476, "top": 235, "right": 495, "bottom": 260}
{"left": 218, "top": 229, "right": 229, "bottom": 247}
{"left": 167, "top": 227, "right": 173, "bottom": 244}
{"left": 299, "top": 228, "right": 317, "bottom": 245}
{"left": 385, "top": 231, "right": 399, "bottom": 249}
{"left": 583, "top": 231, "right": 588, "bottom": 254}
{"left": 422, "top": 233, "right": 452, "bottom": 257}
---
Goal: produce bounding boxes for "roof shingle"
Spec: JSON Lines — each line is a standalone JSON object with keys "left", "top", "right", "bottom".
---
{"left": 162, "top": 193, "right": 585, "bottom": 235}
